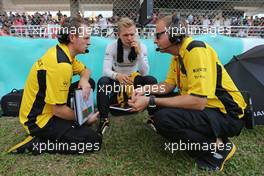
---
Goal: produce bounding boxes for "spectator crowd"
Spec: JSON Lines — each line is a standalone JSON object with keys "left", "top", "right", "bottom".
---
{"left": 0, "top": 10, "right": 264, "bottom": 37}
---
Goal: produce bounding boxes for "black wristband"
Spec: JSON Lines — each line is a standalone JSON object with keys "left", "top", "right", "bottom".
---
{"left": 148, "top": 95, "right": 156, "bottom": 108}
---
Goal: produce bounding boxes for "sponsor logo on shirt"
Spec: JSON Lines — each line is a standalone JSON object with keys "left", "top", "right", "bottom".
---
{"left": 63, "top": 81, "right": 68, "bottom": 87}
{"left": 193, "top": 67, "right": 207, "bottom": 73}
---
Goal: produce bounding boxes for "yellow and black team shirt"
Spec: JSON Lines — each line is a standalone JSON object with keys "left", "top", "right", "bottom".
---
{"left": 165, "top": 37, "right": 247, "bottom": 118}
{"left": 19, "top": 44, "right": 86, "bottom": 134}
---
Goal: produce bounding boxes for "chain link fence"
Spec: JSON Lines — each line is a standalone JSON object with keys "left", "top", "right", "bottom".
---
{"left": 0, "top": 0, "right": 263, "bottom": 38}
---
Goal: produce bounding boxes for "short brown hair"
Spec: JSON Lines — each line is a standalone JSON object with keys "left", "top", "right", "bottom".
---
{"left": 58, "top": 17, "right": 86, "bottom": 44}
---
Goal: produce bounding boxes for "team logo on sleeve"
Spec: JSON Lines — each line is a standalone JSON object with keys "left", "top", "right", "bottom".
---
{"left": 37, "top": 60, "right": 43, "bottom": 68}
{"left": 63, "top": 81, "right": 68, "bottom": 87}
{"left": 59, "top": 80, "right": 70, "bottom": 91}
{"left": 60, "top": 81, "right": 69, "bottom": 90}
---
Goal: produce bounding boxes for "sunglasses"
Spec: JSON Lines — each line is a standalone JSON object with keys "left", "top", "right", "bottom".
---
{"left": 155, "top": 30, "right": 166, "bottom": 39}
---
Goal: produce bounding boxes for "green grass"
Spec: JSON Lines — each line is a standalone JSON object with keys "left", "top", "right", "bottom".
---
{"left": 0, "top": 112, "right": 263, "bottom": 176}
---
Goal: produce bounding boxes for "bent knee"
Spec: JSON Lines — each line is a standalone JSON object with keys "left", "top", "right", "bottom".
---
{"left": 97, "top": 76, "right": 112, "bottom": 86}
{"left": 144, "top": 75, "right": 158, "bottom": 84}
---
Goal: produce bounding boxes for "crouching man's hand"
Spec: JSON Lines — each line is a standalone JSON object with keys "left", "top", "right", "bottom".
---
{"left": 128, "top": 95, "right": 149, "bottom": 112}
{"left": 86, "top": 111, "right": 99, "bottom": 126}
{"left": 78, "top": 78, "right": 92, "bottom": 100}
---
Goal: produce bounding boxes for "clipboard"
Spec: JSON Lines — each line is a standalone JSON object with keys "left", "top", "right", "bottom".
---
{"left": 72, "top": 89, "right": 94, "bottom": 126}
{"left": 109, "top": 103, "right": 133, "bottom": 111}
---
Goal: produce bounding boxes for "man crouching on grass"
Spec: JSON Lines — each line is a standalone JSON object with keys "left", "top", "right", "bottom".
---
{"left": 8, "top": 17, "right": 102, "bottom": 154}
{"left": 128, "top": 15, "right": 247, "bottom": 171}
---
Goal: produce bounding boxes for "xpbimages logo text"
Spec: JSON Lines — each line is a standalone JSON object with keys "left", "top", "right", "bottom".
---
{"left": 32, "top": 140, "right": 100, "bottom": 154}
{"left": 166, "top": 25, "right": 231, "bottom": 36}
{"left": 164, "top": 140, "right": 232, "bottom": 154}
{"left": 98, "top": 82, "right": 166, "bottom": 95}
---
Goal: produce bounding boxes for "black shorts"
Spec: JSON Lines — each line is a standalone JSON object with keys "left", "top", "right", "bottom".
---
{"left": 152, "top": 107, "right": 244, "bottom": 143}
{"left": 30, "top": 117, "right": 102, "bottom": 154}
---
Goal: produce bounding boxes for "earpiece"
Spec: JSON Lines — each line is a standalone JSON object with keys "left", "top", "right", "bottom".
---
{"left": 85, "top": 49, "right": 89, "bottom": 53}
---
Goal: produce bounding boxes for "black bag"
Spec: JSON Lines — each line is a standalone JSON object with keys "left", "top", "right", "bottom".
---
{"left": 0, "top": 89, "right": 23, "bottom": 117}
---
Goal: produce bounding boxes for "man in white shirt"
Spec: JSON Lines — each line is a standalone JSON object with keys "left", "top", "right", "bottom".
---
{"left": 223, "top": 17, "right": 231, "bottom": 27}
{"left": 97, "top": 17, "right": 157, "bottom": 134}
{"left": 202, "top": 15, "right": 211, "bottom": 27}
{"left": 97, "top": 14, "right": 108, "bottom": 37}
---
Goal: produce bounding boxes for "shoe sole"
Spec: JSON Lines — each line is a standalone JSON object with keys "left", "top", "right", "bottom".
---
{"left": 146, "top": 123, "right": 157, "bottom": 133}
{"left": 220, "top": 143, "right": 237, "bottom": 171}
{"left": 146, "top": 118, "right": 157, "bottom": 132}
{"left": 8, "top": 136, "right": 34, "bottom": 153}
{"left": 150, "top": 124, "right": 157, "bottom": 132}
{"left": 101, "top": 126, "right": 109, "bottom": 135}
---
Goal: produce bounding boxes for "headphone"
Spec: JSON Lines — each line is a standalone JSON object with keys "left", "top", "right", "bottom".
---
{"left": 156, "top": 15, "right": 186, "bottom": 52}
{"left": 167, "top": 15, "right": 185, "bottom": 44}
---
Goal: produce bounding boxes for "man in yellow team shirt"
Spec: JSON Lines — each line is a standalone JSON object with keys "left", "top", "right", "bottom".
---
{"left": 13, "top": 17, "right": 102, "bottom": 154}
{"left": 128, "top": 15, "right": 247, "bottom": 171}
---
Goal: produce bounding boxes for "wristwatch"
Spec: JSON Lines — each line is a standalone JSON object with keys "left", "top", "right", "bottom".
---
{"left": 148, "top": 95, "right": 156, "bottom": 109}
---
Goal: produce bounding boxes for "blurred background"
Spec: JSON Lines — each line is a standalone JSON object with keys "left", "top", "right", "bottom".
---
{"left": 0, "top": 0, "right": 263, "bottom": 38}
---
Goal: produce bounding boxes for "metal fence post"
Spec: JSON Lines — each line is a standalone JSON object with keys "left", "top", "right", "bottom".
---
{"left": 0, "top": 0, "right": 3, "bottom": 15}
{"left": 70, "top": 0, "right": 80, "bottom": 17}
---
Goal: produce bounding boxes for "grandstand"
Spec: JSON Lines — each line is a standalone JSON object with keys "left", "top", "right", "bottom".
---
{"left": 0, "top": 0, "right": 263, "bottom": 16}
{"left": 0, "top": 0, "right": 263, "bottom": 38}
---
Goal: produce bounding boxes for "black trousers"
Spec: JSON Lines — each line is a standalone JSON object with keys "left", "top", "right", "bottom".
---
{"left": 29, "top": 78, "right": 102, "bottom": 154}
{"left": 150, "top": 106, "right": 244, "bottom": 157}
{"left": 97, "top": 75, "right": 157, "bottom": 119}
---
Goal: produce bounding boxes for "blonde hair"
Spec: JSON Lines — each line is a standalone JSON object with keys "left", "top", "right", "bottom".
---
{"left": 158, "top": 15, "right": 174, "bottom": 28}
{"left": 117, "top": 17, "right": 135, "bottom": 32}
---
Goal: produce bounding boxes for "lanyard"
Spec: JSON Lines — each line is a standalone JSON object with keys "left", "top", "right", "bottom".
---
{"left": 176, "top": 57, "right": 182, "bottom": 93}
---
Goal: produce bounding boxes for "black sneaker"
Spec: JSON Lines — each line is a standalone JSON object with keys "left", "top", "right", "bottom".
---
{"left": 8, "top": 136, "right": 42, "bottom": 155}
{"left": 196, "top": 139, "right": 237, "bottom": 171}
{"left": 146, "top": 117, "right": 157, "bottom": 132}
{"left": 97, "top": 119, "right": 110, "bottom": 135}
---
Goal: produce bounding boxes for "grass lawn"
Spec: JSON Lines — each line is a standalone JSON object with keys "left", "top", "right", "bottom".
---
{"left": 0, "top": 112, "right": 263, "bottom": 176}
